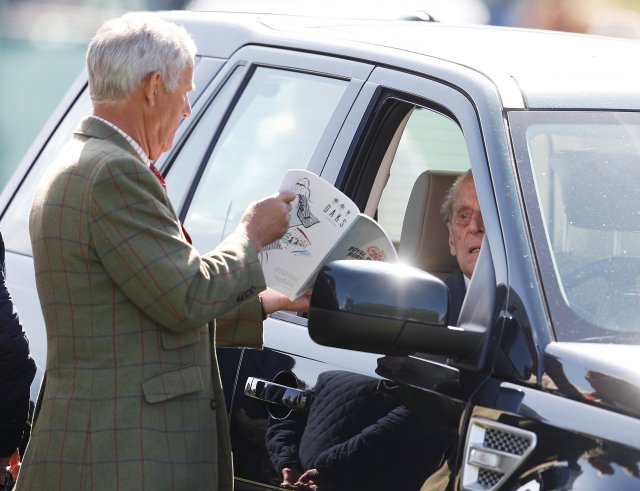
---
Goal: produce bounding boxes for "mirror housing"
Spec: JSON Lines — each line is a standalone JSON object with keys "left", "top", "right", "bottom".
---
{"left": 308, "top": 260, "right": 486, "bottom": 358}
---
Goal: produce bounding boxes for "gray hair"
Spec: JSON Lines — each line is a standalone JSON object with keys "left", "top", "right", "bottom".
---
{"left": 87, "top": 13, "right": 196, "bottom": 105}
{"left": 441, "top": 169, "right": 473, "bottom": 223}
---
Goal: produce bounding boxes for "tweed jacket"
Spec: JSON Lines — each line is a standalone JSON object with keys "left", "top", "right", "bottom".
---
{"left": 18, "top": 117, "right": 266, "bottom": 490}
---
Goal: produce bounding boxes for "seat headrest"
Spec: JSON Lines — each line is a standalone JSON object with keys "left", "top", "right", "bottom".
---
{"left": 399, "top": 170, "right": 462, "bottom": 278}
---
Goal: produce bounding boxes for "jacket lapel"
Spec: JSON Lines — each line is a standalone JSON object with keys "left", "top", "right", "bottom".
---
{"left": 445, "top": 268, "right": 466, "bottom": 327}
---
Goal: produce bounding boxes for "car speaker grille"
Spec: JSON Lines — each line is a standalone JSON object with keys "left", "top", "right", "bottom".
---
{"left": 461, "top": 418, "right": 536, "bottom": 491}
{"left": 484, "top": 427, "right": 531, "bottom": 456}
{"left": 478, "top": 469, "right": 502, "bottom": 488}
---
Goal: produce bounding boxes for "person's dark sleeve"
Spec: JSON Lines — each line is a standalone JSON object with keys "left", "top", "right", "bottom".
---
{"left": 265, "top": 409, "right": 308, "bottom": 472}
{"left": 0, "top": 233, "right": 37, "bottom": 457}
{"left": 314, "top": 406, "right": 447, "bottom": 490}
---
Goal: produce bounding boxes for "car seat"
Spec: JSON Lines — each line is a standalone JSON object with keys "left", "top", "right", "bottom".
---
{"left": 399, "top": 170, "right": 463, "bottom": 279}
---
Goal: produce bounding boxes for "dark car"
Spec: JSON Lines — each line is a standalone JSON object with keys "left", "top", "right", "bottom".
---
{"left": 2, "top": 10, "right": 640, "bottom": 490}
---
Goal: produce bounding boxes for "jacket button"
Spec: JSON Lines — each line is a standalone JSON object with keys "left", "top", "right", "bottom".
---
{"left": 210, "top": 399, "right": 217, "bottom": 410}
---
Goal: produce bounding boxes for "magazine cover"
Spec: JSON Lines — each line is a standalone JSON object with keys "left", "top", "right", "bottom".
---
{"left": 261, "top": 169, "right": 397, "bottom": 299}
{"left": 324, "top": 214, "right": 399, "bottom": 265}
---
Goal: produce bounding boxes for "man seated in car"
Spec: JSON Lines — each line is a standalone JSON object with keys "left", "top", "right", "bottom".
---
{"left": 440, "top": 169, "right": 484, "bottom": 326}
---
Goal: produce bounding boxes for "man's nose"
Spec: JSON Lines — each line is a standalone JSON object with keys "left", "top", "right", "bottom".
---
{"left": 183, "top": 98, "right": 192, "bottom": 118}
{"left": 469, "top": 210, "right": 484, "bottom": 233}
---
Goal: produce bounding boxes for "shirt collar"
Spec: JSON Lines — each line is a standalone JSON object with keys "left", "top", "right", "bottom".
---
{"left": 93, "top": 116, "right": 152, "bottom": 167}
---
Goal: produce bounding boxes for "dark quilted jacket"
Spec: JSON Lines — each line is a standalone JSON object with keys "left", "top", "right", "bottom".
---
{"left": 266, "top": 370, "right": 446, "bottom": 490}
{"left": 0, "top": 232, "right": 36, "bottom": 457}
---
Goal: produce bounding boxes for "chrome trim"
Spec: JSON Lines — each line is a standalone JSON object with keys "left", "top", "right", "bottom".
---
{"left": 244, "top": 376, "right": 312, "bottom": 410}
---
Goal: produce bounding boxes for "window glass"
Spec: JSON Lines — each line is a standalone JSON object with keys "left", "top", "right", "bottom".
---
{"left": 378, "top": 106, "right": 470, "bottom": 242}
{"left": 184, "top": 67, "right": 349, "bottom": 251}
{"left": 164, "top": 66, "right": 242, "bottom": 209}
{"left": 511, "top": 110, "right": 640, "bottom": 341}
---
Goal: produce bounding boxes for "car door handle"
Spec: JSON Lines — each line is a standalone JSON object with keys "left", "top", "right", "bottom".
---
{"left": 244, "top": 377, "right": 312, "bottom": 410}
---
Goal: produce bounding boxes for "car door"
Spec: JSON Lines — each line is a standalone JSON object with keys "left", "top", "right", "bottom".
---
{"left": 223, "top": 65, "right": 508, "bottom": 490}
{"left": 166, "top": 46, "right": 381, "bottom": 490}
{"left": 322, "top": 67, "right": 508, "bottom": 491}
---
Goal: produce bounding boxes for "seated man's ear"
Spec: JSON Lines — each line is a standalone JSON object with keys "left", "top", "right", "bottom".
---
{"left": 447, "top": 223, "right": 456, "bottom": 257}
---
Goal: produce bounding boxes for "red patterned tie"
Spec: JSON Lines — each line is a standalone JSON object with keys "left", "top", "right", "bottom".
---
{"left": 149, "top": 164, "right": 192, "bottom": 245}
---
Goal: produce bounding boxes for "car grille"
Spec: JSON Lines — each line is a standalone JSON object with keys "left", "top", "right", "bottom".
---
{"left": 461, "top": 418, "right": 536, "bottom": 491}
{"left": 484, "top": 427, "right": 532, "bottom": 455}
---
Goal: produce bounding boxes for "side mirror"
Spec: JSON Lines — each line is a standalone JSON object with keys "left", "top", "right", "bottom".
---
{"left": 308, "top": 260, "right": 486, "bottom": 358}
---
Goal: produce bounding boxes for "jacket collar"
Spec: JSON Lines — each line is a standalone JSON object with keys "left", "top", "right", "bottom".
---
{"left": 75, "top": 116, "right": 146, "bottom": 166}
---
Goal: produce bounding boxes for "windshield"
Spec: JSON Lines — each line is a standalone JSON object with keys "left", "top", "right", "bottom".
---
{"left": 510, "top": 111, "right": 640, "bottom": 344}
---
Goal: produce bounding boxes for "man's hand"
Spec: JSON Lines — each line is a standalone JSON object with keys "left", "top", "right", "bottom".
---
{"left": 261, "top": 288, "right": 311, "bottom": 315}
{"left": 296, "top": 468, "right": 322, "bottom": 490}
{"left": 281, "top": 467, "right": 303, "bottom": 489}
{"left": 239, "top": 190, "right": 296, "bottom": 251}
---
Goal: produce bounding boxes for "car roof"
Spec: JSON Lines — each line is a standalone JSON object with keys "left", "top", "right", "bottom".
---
{"left": 161, "top": 10, "right": 640, "bottom": 110}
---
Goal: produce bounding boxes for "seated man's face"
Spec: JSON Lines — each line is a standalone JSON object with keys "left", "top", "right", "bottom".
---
{"left": 448, "top": 176, "right": 484, "bottom": 278}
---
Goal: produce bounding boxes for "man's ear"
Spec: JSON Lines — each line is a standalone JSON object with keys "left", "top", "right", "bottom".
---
{"left": 143, "top": 71, "right": 162, "bottom": 106}
{"left": 447, "top": 223, "right": 456, "bottom": 256}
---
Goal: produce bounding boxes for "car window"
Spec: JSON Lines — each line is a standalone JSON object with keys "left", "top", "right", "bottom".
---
{"left": 511, "top": 110, "right": 640, "bottom": 342}
{"left": 183, "top": 66, "right": 349, "bottom": 251}
{"left": 164, "top": 65, "right": 244, "bottom": 211}
{"left": 377, "top": 106, "right": 470, "bottom": 242}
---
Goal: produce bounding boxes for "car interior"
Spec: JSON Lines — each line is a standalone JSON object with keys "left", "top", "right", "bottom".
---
{"left": 399, "top": 169, "right": 461, "bottom": 280}
{"left": 359, "top": 102, "right": 468, "bottom": 277}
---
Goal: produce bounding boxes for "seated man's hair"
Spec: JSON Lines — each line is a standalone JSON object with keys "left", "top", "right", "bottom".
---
{"left": 441, "top": 169, "right": 473, "bottom": 224}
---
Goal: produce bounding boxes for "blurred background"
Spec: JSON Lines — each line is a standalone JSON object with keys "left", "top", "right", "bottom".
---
{"left": 2, "top": 0, "right": 640, "bottom": 190}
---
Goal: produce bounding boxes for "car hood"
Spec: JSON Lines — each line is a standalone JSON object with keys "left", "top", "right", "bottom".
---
{"left": 544, "top": 342, "right": 640, "bottom": 419}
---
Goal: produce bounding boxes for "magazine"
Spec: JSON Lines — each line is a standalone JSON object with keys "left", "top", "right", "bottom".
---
{"left": 260, "top": 169, "right": 398, "bottom": 299}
